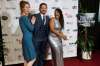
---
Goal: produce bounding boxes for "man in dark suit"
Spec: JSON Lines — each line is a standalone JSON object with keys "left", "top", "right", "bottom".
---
{"left": 32, "top": 3, "right": 50, "bottom": 66}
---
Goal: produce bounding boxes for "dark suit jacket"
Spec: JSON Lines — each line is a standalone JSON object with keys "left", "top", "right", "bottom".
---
{"left": 32, "top": 13, "right": 50, "bottom": 41}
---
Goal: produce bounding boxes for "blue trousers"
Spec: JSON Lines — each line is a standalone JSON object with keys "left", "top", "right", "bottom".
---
{"left": 33, "top": 40, "right": 48, "bottom": 66}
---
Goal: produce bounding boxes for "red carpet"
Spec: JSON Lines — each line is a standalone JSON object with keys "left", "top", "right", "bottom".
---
{"left": 7, "top": 50, "right": 100, "bottom": 66}
{"left": 45, "top": 50, "right": 100, "bottom": 66}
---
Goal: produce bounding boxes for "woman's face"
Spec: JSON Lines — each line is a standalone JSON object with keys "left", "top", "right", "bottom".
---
{"left": 55, "top": 10, "right": 60, "bottom": 19}
{"left": 22, "top": 4, "right": 30, "bottom": 15}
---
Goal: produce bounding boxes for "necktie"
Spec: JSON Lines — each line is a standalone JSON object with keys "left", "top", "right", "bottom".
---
{"left": 43, "top": 16, "right": 45, "bottom": 25}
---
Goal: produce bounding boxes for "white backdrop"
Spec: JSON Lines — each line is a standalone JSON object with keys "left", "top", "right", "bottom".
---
{"left": 0, "top": 0, "right": 78, "bottom": 65}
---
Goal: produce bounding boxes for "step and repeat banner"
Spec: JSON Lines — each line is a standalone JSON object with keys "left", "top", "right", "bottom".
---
{"left": 0, "top": 0, "right": 23, "bottom": 65}
{"left": 0, "top": 0, "right": 78, "bottom": 65}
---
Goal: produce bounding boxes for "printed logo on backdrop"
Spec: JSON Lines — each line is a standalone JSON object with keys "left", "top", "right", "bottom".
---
{"left": 1, "top": 0, "right": 23, "bottom": 65}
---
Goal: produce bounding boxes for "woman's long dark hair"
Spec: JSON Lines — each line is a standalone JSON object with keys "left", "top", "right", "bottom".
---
{"left": 55, "top": 8, "right": 64, "bottom": 29}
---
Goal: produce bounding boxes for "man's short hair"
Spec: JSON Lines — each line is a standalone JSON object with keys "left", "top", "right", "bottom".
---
{"left": 39, "top": 3, "right": 47, "bottom": 8}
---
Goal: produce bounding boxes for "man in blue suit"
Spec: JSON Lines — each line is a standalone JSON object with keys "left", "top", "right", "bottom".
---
{"left": 32, "top": 3, "right": 50, "bottom": 66}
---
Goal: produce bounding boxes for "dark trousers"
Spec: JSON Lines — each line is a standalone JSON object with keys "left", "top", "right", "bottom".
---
{"left": 33, "top": 40, "right": 48, "bottom": 66}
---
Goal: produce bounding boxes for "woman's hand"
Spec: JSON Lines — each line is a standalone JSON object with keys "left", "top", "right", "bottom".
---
{"left": 62, "top": 35, "right": 67, "bottom": 40}
{"left": 31, "top": 16, "right": 36, "bottom": 24}
{"left": 58, "top": 33, "right": 67, "bottom": 40}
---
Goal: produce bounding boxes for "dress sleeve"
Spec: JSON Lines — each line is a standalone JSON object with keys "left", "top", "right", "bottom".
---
{"left": 20, "top": 16, "right": 34, "bottom": 32}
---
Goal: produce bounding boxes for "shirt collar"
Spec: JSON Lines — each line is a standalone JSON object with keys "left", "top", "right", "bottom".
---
{"left": 40, "top": 13, "right": 46, "bottom": 19}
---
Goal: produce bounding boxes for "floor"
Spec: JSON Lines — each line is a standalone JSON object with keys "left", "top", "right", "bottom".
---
{"left": 6, "top": 50, "right": 100, "bottom": 66}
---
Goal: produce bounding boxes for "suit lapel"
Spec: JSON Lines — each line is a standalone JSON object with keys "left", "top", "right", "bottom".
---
{"left": 38, "top": 13, "right": 43, "bottom": 23}
{"left": 38, "top": 13, "right": 49, "bottom": 25}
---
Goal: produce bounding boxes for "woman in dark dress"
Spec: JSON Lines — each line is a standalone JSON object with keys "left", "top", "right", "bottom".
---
{"left": 19, "top": 1, "right": 36, "bottom": 66}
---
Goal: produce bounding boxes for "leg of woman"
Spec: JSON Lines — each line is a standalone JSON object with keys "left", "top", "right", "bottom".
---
{"left": 23, "top": 43, "right": 36, "bottom": 66}
{"left": 49, "top": 36, "right": 64, "bottom": 66}
{"left": 27, "top": 58, "right": 36, "bottom": 66}
{"left": 24, "top": 60, "right": 27, "bottom": 66}
{"left": 51, "top": 43, "right": 64, "bottom": 66}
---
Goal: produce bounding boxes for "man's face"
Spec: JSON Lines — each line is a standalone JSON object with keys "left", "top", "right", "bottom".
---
{"left": 39, "top": 5, "right": 47, "bottom": 15}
